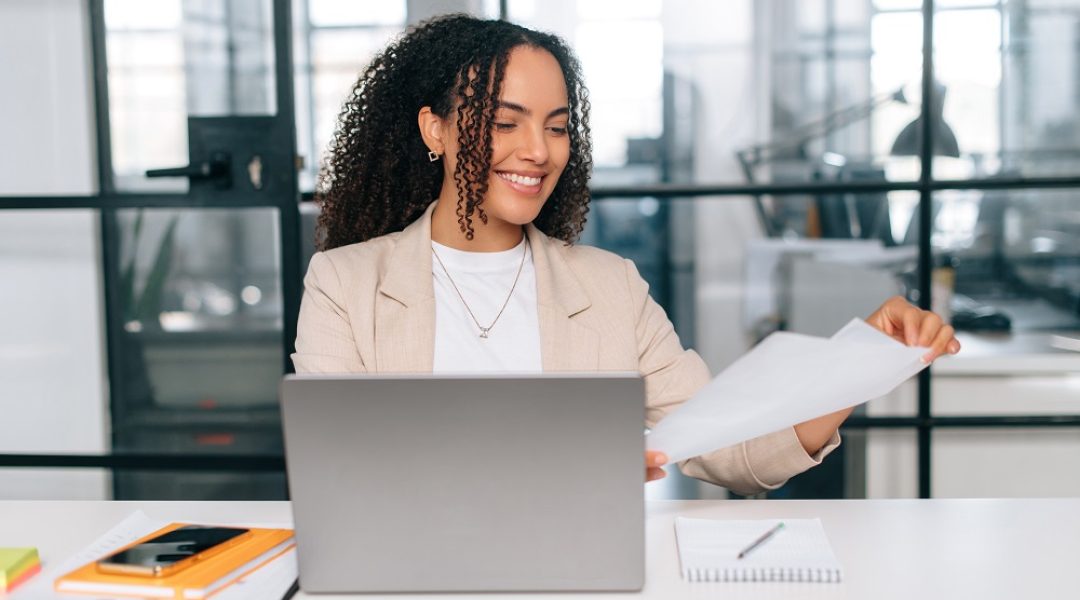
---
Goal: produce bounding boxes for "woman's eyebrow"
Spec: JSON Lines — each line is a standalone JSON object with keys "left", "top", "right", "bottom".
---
{"left": 496, "top": 100, "right": 570, "bottom": 118}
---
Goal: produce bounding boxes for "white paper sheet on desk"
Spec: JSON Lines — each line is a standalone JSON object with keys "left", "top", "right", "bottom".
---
{"left": 647, "top": 319, "right": 929, "bottom": 464}
{"left": 15, "top": 511, "right": 297, "bottom": 600}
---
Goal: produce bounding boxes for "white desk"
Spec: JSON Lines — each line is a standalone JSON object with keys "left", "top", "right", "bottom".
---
{"left": 3, "top": 499, "right": 1077, "bottom": 599}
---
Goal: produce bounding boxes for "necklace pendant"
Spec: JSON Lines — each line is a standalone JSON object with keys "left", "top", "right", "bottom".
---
{"left": 479, "top": 328, "right": 490, "bottom": 339}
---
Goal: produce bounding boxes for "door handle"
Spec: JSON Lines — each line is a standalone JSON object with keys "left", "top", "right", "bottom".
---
{"left": 146, "top": 151, "right": 232, "bottom": 189}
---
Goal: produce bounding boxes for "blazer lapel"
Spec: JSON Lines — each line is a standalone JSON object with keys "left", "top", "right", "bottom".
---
{"left": 371, "top": 208, "right": 599, "bottom": 373}
{"left": 527, "top": 225, "right": 600, "bottom": 372}
{"left": 374, "top": 204, "right": 437, "bottom": 372}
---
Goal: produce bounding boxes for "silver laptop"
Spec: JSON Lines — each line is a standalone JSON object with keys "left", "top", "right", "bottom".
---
{"left": 280, "top": 373, "right": 645, "bottom": 593}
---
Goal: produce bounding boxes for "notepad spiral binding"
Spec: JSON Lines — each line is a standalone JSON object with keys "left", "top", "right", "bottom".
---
{"left": 684, "top": 566, "right": 842, "bottom": 583}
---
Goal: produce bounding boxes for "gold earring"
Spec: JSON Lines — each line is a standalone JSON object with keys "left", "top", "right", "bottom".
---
{"left": 428, "top": 150, "right": 441, "bottom": 162}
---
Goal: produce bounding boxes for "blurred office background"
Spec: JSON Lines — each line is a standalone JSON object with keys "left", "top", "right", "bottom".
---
{"left": 2, "top": 0, "right": 1079, "bottom": 501}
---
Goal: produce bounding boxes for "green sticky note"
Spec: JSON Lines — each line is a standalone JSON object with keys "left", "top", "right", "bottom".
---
{"left": 0, "top": 547, "right": 40, "bottom": 588}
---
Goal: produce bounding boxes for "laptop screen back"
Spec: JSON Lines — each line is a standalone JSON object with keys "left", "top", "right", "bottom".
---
{"left": 281, "top": 373, "right": 645, "bottom": 593}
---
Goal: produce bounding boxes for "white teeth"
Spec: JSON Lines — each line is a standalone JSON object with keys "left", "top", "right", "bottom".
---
{"left": 499, "top": 172, "right": 541, "bottom": 186}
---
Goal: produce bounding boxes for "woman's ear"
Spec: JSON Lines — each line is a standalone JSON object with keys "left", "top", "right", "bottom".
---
{"left": 417, "top": 107, "right": 446, "bottom": 158}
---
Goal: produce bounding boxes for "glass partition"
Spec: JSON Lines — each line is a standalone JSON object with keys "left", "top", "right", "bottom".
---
{"left": 0, "top": 210, "right": 110, "bottom": 499}
{"left": 507, "top": 0, "right": 922, "bottom": 187}
{"left": 7, "top": 0, "right": 1080, "bottom": 503}
{"left": 104, "top": 0, "right": 277, "bottom": 192}
{"left": 109, "top": 207, "right": 283, "bottom": 499}
{"left": 292, "top": 0, "right": 407, "bottom": 191}
{"left": 930, "top": 188, "right": 1080, "bottom": 335}
{"left": 932, "top": 0, "right": 1080, "bottom": 179}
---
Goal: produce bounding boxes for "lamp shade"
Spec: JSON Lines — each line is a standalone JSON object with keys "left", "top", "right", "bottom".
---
{"left": 890, "top": 80, "right": 961, "bottom": 157}
{"left": 890, "top": 117, "right": 961, "bottom": 157}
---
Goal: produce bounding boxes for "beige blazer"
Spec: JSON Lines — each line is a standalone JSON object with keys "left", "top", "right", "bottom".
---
{"left": 293, "top": 202, "right": 839, "bottom": 495}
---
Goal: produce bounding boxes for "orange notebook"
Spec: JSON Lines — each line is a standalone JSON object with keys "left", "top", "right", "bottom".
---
{"left": 54, "top": 523, "right": 294, "bottom": 599}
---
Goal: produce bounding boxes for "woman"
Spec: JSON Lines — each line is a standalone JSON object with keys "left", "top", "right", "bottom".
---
{"left": 293, "top": 14, "right": 960, "bottom": 494}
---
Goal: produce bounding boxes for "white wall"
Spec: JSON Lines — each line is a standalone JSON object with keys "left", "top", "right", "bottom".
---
{"left": 0, "top": 0, "right": 110, "bottom": 499}
{"left": 0, "top": 0, "right": 98, "bottom": 196}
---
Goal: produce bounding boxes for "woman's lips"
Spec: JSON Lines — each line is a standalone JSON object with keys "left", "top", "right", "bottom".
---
{"left": 496, "top": 171, "right": 544, "bottom": 195}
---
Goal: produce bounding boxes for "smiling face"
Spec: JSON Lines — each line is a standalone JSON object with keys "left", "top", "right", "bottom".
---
{"left": 423, "top": 45, "right": 572, "bottom": 249}
{"left": 482, "top": 46, "right": 571, "bottom": 226}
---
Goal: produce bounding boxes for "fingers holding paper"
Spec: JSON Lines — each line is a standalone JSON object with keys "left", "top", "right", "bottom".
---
{"left": 865, "top": 296, "right": 961, "bottom": 363}
{"left": 647, "top": 313, "right": 954, "bottom": 467}
{"left": 797, "top": 299, "right": 962, "bottom": 454}
{"left": 646, "top": 450, "right": 667, "bottom": 482}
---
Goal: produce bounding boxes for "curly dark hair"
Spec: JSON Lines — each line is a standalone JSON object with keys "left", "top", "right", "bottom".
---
{"left": 316, "top": 14, "right": 592, "bottom": 250}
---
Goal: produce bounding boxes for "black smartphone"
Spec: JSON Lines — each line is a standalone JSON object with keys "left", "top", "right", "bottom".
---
{"left": 96, "top": 525, "right": 252, "bottom": 577}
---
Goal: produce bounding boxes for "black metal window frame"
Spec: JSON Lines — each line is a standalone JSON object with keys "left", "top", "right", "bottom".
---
{"left": 1, "top": 0, "right": 1080, "bottom": 499}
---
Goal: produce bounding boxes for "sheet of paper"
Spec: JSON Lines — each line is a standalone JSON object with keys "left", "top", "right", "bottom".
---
{"left": 16, "top": 511, "right": 297, "bottom": 600}
{"left": 647, "top": 318, "right": 928, "bottom": 464}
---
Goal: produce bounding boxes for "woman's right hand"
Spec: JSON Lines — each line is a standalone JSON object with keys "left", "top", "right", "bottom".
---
{"left": 646, "top": 450, "right": 668, "bottom": 482}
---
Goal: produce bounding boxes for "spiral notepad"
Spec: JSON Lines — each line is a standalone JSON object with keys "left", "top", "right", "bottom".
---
{"left": 674, "top": 517, "right": 842, "bottom": 583}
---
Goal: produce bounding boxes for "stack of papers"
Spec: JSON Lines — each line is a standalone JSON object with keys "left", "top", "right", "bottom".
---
{"left": 648, "top": 319, "right": 928, "bottom": 463}
{"left": 1, "top": 547, "right": 41, "bottom": 593}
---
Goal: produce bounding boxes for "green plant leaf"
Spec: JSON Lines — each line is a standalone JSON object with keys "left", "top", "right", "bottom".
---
{"left": 119, "top": 210, "right": 144, "bottom": 323}
{"left": 135, "top": 215, "right": 180, "bottom": 325}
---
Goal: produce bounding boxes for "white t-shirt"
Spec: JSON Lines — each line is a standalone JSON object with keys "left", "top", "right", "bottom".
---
{"left": 431, "top": 238, "right": 543, "bottom": 373}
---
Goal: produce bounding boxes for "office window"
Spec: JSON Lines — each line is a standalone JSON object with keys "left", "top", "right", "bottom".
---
{"left": 573, "top": 2, "right": 664, "bottom": 169}
{"left": 517, "top": 0, "right": 1080, "bottom": 500}
{"left": 930, "top": 189, "right": 1080, "bottom": 335}
{"left": 104, "top": 0, "right": 277, "bottom": 192}
{"left": 108, "top": 207, "right": 285, "bottom": 501}
{"left": 104, "top": 0, "right": 188, "bottom": 192}
{"left": 4, "top": 0, "right": 1079, "bottom": 502}
{"left": 0, "top": 210, "right": 109, "bottom": 499}
{"left": 509, "top": 0, "right": 664, "bottom": 181}
{"left": 510, "top": 0, "right": 879, "bottom": 187}
{"left": 292, "top": 0, "right": 407, "bottom": 191}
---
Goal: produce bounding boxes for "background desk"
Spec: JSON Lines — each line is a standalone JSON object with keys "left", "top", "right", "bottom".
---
{"left": 865, "top": 331, "right": 1080, "bottom": 498}
{"left": 2, "top": 498, "right": 1077, "bottom": 599}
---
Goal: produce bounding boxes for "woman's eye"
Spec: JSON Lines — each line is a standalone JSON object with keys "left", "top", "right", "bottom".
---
{"left": 493, "top": 122, "right": 516, "bottom": 131}
{"left": 548, "top": 126, "right": 568, "bottom": 136}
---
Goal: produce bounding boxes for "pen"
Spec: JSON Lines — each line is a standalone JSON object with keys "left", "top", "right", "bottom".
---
{"left": 737, "top": 522, "right": 785, "bottom": 559}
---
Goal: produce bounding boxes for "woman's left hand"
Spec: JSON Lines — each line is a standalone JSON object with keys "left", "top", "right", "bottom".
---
{"left": 795, "top": 296, "right": 962, "bottom": 455}
{"left": 866, "top": 295, "right": 961, "bottom": 363}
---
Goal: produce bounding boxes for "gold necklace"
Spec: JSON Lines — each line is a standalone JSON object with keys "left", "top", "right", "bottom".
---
{"left": 431, "top": 237, "right": 530, "bottom": 339}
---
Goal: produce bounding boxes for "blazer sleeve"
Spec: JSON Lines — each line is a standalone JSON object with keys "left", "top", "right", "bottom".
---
{"left": 291, "top": 252, "right": 367, "bottom": 374}
{"left": 626, "top": 259, "right": 840, "bottom": 496}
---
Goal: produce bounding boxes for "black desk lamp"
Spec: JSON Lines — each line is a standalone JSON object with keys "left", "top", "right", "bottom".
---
{"left": 889, "top": 81, "right": 964, "bottom": 247}
{"left": 890, "top": 80, "right": 960, "bottom": 158}
{"left": 736, "top": 82, "right": 961, "bottom": 239}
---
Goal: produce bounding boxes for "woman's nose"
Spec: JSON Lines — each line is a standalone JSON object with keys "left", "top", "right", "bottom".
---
{"left": 517, "top": 125, "right": 549, "bottom": 164}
